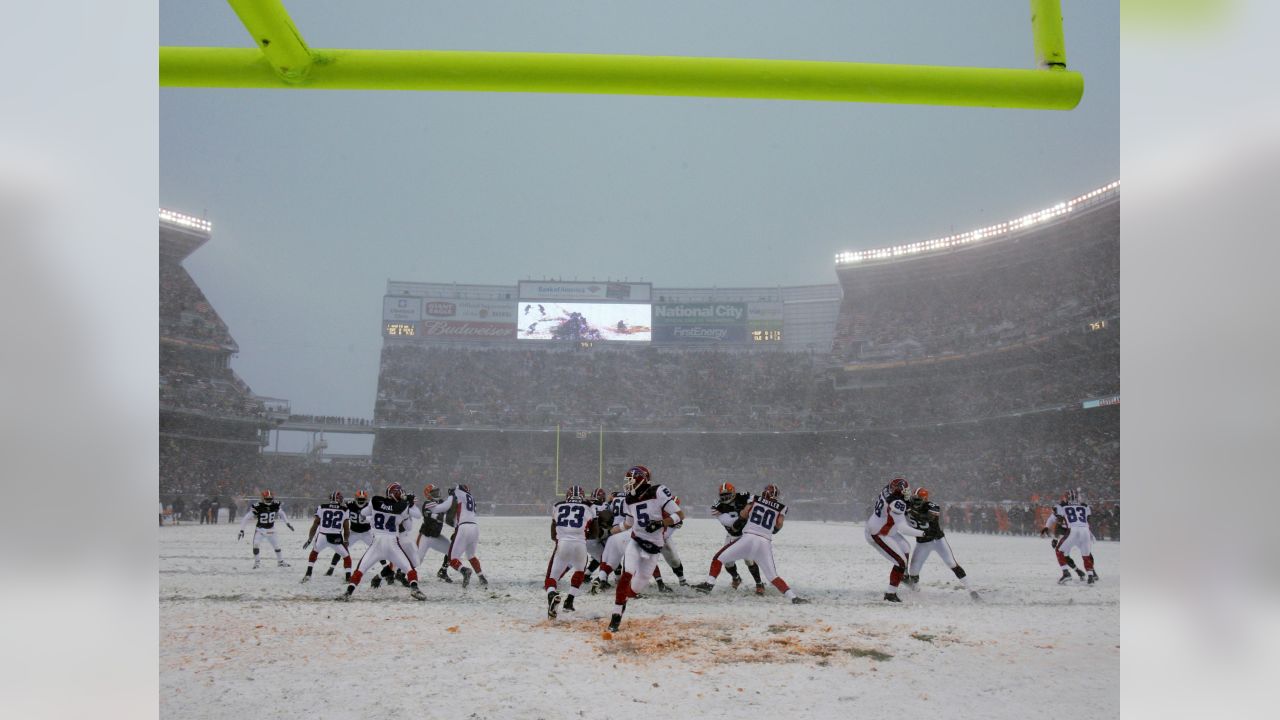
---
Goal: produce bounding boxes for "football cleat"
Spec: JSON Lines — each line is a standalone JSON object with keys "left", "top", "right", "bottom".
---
{"left": 1075, "top": 569, "right": 1087, "bottom": 579}
{"left": 589, "top": 578, "right": 600, "bottom": 595}
{"left": 607, "top": 614, "right": 622, "bottom": 632}
{"left": 730, "top": 576, "right": 743, "bottom": 590}
{"left": 596, "top": 578, "right": 612, "bottom": 591}
{"left": 692, "top": 582, "right": 714, "bottom": 594}
{"left": 547, "top": 592, "right": 562, "bottom": 619}
{"left": 409, "top": 584, "right": 426, "bottom": 601}
{"left": 755, "top": 583, "right": 766, "bottom": 596}
{"left": 1058, "top": 570, "right": 1072, "bottom": 585}
{"left": 656, "top": 580, "right": 673, "bottom": 594}
{"left": 678, "top": 577, "right": 688, "bottom": 586}
{"left": 437, "top": 567, "right": 453, "bottom": 583}
{"left": 299, "top": 575, "right": 310, "bottom": 584}
{"left": 884, "top": 592, "right": 902, "bottom": 603}
{"left": 792, "top": 597, "right": 811, "bottom": 605}
{"left": 460, "top": 567, "right": 473, "bottom": 588}
{"left": 252, "top": 560, "right": 261, "bottom": 569}
{"left": 324, "top": 567, "right": 335, "bottom": 577}
{"left": 395, "top": 570, "right": 410, "bottom": 588}
{"left": 478, "top": 574, "right": 489, "bottom": 587}
{"left": 1087, "top": 573, "right": 1098, "bottom": 585}
{"left": 370, "top": 576, "right": 382, "bottom": 589}
{"left": 562, "top": 595, "right": 576, "bottom": 612}
{"left": 277, "top": 560, "right": 290, "bottom": 567}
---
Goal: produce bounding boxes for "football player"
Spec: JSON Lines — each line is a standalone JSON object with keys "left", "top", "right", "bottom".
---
{"left": 301, "top": 491, "right": 350, "bottom": 582}
{"left": 1041, "top": 489, "right": 1099, "bottom": 584}
{"left": 864, "top": 478, "right": 925, "bottom": 602}
{"left": 412, "top": 484, "right": 453, "bottom": 582}
{"left": 590, "top": 487, "right": 630, "bottom": 593}
{"left": 545, "top": 484, "right": 598, "bottom": 618}
{"left": 237, "top": 490, "right": 294, "bottom": 568}
{"left": 693, "top": 484, "right": 808, "bottom": 604}
{"left": 903, "top": 488, "right": 979, "bottom": 601}
{"left": 711, "top": 482, "right": 766, "bottom": 594}
{"left": 657, "top": 496, "right": 688, "bottom": 588}
{"left": 336, "top": 483, "right": 426, "bottom": 601}
{"left": 585, "top": 487, "right": 610, "bottom": 576}
{"left": 607, "top": 466, "right": 684, "bottom": 633}
{"left": 326, "top": 490, "right": 371, "bottom": 577}
{"left": 1041, "top": 492, "right": 1088, "bottom": 583}
{"left": 431, "top": 484, "right": 488, "bottom": 588}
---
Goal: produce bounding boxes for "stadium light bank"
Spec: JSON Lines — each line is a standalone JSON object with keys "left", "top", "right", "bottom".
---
{"left": 159, "top": 208, "right": 213, "bottom": 234}
{"left": 834, "top": 180, "right": 1119, "bottom": 267}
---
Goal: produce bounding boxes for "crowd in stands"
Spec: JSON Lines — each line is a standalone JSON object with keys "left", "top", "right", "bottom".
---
{"left": 286, "top": 414, "right": 372, "bottom": 426}
{"left": 160, "top": 259, "right": 236, "bottom": 348}
{"left": 160, "top": 346, "right": 265, "bottom": 418}
{"left": 833, "top": 197, "right": 1118, "bottom": 364}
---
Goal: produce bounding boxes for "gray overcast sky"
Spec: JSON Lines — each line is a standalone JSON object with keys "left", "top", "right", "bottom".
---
{"left": 160, "top": 1, "right": 1118, "bottom": 424}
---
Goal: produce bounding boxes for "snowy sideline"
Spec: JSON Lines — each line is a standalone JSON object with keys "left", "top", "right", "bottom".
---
{"left": 160, "top": 517, "right": 1118, "bottom": 719}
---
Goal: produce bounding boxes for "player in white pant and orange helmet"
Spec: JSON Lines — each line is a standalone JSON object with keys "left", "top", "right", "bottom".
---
{"left": 693, "top": 484, "right": 808, "bottom": 603}
{"left": 607, "top": 466, "right": 683, "bottom": 633}
{"left": 544, "top": 484, "right": 599, "bottom": 618}
{"left": 1041, "top": 489, "right": 1100, "bottom": 584}
{"left": 336, "top": 483, "right": 426, "bottom": 601}
{"left": 431, "top": 484, "right": 489, "bottom": 588}
{"left": 237, "top": 490, "right": 294, "bottom": 568}
{"left": 865, "top": 477, "right": 925, "bottom": 602}
{"left": 903, "top": 488, "right": 980, "bottom": 601}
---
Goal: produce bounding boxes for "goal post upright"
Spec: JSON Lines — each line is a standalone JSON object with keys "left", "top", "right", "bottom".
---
{"left": 160, "top": 1, "right": 1084, "bottom": 110}
{"left": 554, "top": 424, "right": 561, "bottom": 498}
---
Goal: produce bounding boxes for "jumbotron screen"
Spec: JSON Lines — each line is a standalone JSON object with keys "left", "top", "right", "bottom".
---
{"left": 516, "top": 302, "right": 652, "bottom": 342}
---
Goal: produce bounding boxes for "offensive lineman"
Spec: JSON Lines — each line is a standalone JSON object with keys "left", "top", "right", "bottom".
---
{"left": 545, "top": 485, "right": 598, "bottom": 618}
{"left": 413, "top": 484, "right": 454, "bottom": 583}
{"left": 902, "top": 488, "right": 980, "bottom": 601}
{"left": 865, "top": 478, "right": 925, "bottom": 602}
{"left": 711, "top": 482, "right": 767, "bottom": 594}
{"left": 607, "top": 466, "right": 683, "bottom": 633}
{"left": 431, "top": 484, "right": 489, "bottom": 588}
{"left": 1041, "top": 489, "right": 1100, "bottom": 584}
{"left": 693, "top": 484, "right": 808, "bottom": 603}
{"left": 326, "top": 490, "right": 372, "bottom": 577}
{"left": 336, "top": 483, "right": 426, "bottom": 601}
{"left": 301, "top": 491, "right": 351, "bottom": 583}
{"left": 590, "top": 487, "right": 630, "bottom": 593}
{"left": 237, "top": 490, "right": 294, "bottom": 568}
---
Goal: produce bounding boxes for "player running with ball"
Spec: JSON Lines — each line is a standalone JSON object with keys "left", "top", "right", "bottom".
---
{"left": 606, "top": 466, "right": 682, "bottom": 633}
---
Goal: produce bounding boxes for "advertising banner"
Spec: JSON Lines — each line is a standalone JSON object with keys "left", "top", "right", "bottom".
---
{"left": 421, "top": 299, "right": 517, "bottom": 324}
{"left": 747, "top": 301, "right": 784, "bottom": 331}
{"left": 418, "top": 320, "right": 517, "bottom": 341}
{"left": 383, "top": 296, "right": 422, "bottom": 322}
{"left": 652, "top": 302, "right": 748, "bottom": 343}
{"left": 518, "top": 281, "right": 652, "bottom": 302}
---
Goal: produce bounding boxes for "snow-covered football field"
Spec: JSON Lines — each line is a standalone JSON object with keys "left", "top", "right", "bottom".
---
{"left": 160, "top": 518, "right": 1118, "bottom": 719}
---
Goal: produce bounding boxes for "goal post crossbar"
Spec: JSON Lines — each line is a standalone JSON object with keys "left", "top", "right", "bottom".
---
{"left": 161, "top": 1, "right": 1081, "bottom": 110}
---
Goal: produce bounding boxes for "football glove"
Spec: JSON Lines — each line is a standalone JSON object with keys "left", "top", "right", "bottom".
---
{"left": 237, "top": 530, "right": 244, "bottom": 541}
{"left": 286, "top": 523, "right": 295, "bottom": 532}
{"left": 302, "top": 538, "right": 311, "bottom": 549}
{"left": 644, "top": 519, "right": 664, "bottom": 533}
{"left": 1039, "top": 527, "right": 1050, "bottom": 537}
{"left": 731, "top": 517, "right": 747, "bottom": 533}
{"left": 406, "top": 494, "right": 415, "bottom": 504}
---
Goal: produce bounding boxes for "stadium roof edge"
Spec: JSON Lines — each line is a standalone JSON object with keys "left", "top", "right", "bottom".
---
{"left": 834, "top": 180, "right": 1119, "bottom": 269}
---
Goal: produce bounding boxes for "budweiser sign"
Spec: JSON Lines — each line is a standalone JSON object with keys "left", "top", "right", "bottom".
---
{"left": 420, "top": 320, "right": 515, "bottom": 340}
{"left": 423, "top": 301, "right": 457, "bottom": 317}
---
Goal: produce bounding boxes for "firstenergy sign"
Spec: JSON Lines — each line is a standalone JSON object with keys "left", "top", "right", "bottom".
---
{"left": 652, "top": 303, "right": 748, "bottom": 343}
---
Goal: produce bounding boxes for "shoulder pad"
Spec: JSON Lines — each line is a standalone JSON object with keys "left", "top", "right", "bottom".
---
{"left": 889, "top": 498, "right": 907, "bottom": 513}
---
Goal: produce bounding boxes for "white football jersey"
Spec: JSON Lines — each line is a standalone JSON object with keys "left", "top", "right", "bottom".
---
{"left": 626, "top": 484, "right": 681, "bottom": 547}
{"left": 1052, "top": 502, "right": 1091, "bottom": 529}
{"left": 742, "top": 496, "right": 785, "bottom": 539}
{"left": 866, "top": 488, "right": 909, "bottom": 536}
{"left": 607, "top": 491, "right": 628, "bottom": 528}
{"left": 551, "top": 500, "right": 597, "bottom": 542}
{"left": 314, "top": 502, "right": 347, "bottom": 536}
